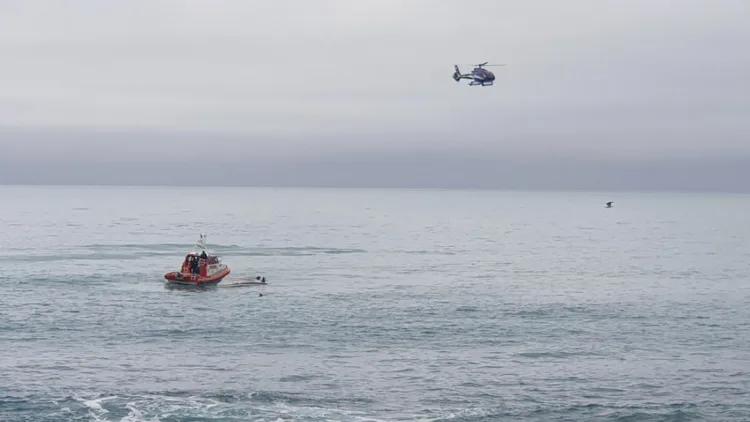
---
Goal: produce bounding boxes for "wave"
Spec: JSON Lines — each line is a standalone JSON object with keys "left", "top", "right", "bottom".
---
{"left": 2, "top": 245, "right": 367, "bottom": 262}
{"left": 424, "top": 403, "right": 708, "bottom": 422}
{"left": 513, "top": 350, "right": 608, "bottom": 359}
{"left": 3, "top": 244, "right": 470, "bottom": 263}
{"left": 2, "top": 390, "right": 384, "bottom": 422}
{"left": 0, "top": 390, "right": 721, "bottom": 422}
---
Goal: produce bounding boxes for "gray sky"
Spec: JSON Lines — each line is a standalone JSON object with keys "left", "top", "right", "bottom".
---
{"left": 1, "top": 0, "right": 749, "bottom": 190}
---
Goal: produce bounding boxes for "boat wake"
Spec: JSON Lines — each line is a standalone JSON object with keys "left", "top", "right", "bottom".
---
{"left": 219, "top": 278, "right": 269, "bottom": 288}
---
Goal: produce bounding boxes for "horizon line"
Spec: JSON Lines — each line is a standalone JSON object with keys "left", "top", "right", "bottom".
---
{"left": 1, "top": 182, "right": 747, "bottom": 196}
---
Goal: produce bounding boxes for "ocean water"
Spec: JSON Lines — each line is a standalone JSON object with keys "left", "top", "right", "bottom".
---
{"left": 1, "top": 185, "right": 749, "bottom": 422}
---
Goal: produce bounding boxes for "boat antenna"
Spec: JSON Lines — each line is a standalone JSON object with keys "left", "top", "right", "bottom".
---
{"left": 196, "top": 233, "right": 207, "bottom": 252}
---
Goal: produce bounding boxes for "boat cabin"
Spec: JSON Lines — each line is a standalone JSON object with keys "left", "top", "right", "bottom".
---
{"left": 181, "top": 251, "right": 222, "bottom": 277}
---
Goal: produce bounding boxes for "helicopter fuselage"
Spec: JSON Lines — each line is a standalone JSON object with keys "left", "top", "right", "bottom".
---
{"left": 452, "top": 64, "right": 497, "bottom": 86}
{"left": 469, "top": 67, "right": 495, "bottom": 86}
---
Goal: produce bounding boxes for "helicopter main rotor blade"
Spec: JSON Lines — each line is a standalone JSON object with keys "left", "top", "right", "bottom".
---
{"left": 461, "top": 63, "right": 507, "bottom": 67}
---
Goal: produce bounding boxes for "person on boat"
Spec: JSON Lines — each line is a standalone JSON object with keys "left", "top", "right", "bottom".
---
{"left": 200, "top": 250, "right": 208, "bottom": 259}
{"left": 190, "top": 256, "right": 199, "bottom": 274}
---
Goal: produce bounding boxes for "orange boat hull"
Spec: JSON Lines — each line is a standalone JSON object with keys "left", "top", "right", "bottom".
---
{"left": 164, "top": 267, "right": 231, "bottom": 285}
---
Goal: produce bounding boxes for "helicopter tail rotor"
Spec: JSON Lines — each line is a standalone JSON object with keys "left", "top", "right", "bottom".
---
{"left": 452, "top": 65, "right": 462, "bottom": 82}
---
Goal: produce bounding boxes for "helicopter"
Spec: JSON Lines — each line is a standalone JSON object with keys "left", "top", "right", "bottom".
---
{"left": 452, "top": 62, "right": 506, "bottom": 86}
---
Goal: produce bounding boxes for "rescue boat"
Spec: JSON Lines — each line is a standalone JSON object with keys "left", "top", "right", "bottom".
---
{"left": 164, "top": 234, "right": 231, "bottom": 286}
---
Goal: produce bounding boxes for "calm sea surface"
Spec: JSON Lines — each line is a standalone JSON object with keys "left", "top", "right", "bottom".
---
{"left": 1, "top": 186, "right": 749, "bottom": 421}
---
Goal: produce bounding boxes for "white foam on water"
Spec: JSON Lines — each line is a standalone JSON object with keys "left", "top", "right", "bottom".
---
{"left": 81, "top": 395, "right": 118, "bottom": 414}
{"left": 120, "top": 402, "right": 161, "bottom": 422}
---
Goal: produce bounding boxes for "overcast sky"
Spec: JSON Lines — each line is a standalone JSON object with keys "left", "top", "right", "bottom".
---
{"left": 1, "top": 0, "right": 749, "bottom": 190}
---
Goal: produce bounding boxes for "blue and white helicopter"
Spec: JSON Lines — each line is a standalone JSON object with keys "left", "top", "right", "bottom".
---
{"left": 452, "top": 62, "right": 506, "bottom": 86}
